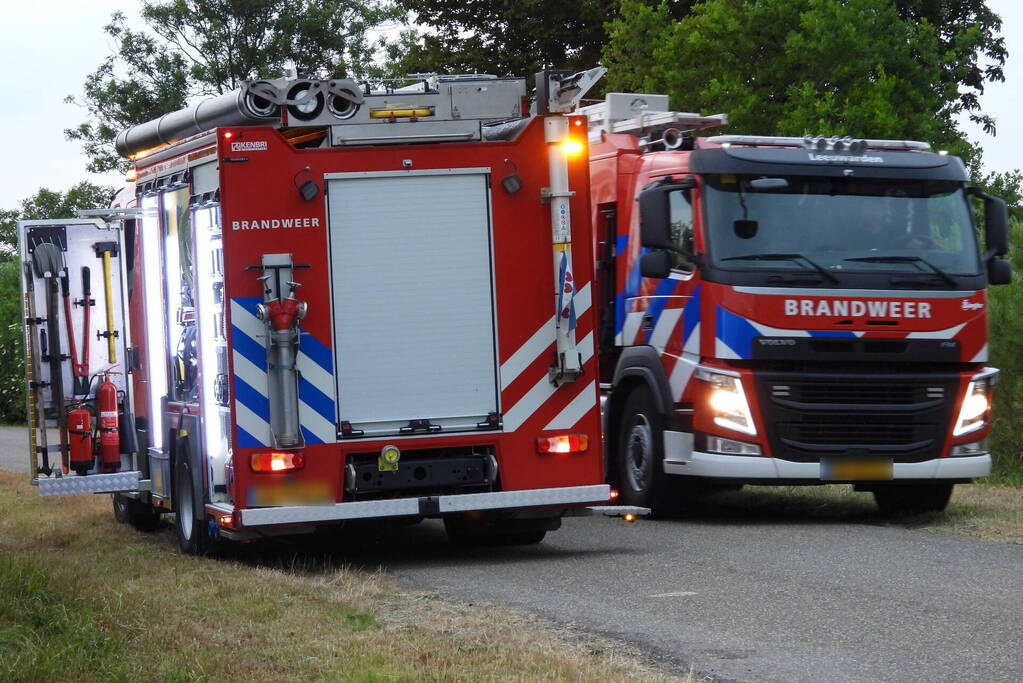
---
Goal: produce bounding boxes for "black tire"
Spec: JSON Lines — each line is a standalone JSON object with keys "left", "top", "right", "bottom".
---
{"left": 617, "top": 386, "right": 674, "bottom": 515}
{"left": 873, "top": 483, "right": 954, "bottom": 515}
{"left": 173, "top": 455, "right": 216, "bottom": 555}
{"left": 112, "top": 493, "right": 162, "bottom": 532}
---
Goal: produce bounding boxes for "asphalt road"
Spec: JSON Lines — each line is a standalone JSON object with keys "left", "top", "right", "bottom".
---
{"left": 0, "top": 425, "right": 29, "bottom": 473}
{"left": 3, "top": 423, "right": 1020, "bottom": 681}
{"left": 299, "top": 512, "right": 1020, "bottom": 683}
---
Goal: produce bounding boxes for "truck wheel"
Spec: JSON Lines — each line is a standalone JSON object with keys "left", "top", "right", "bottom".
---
{"left": 112, "top": 493, "right": 161, "bottom": 532}
{"left": 873, "top": 483, "right": 954, "bottom": 515}
{"left": 173, "top": 455, "right": 216, "bottom": 555}
{"left": 617, "top": 386, "right": 673, "bottom": 514}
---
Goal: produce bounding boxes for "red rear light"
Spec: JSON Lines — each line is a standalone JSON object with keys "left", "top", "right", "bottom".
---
{"left": 536, "top": 434, "right": 589, "bottom": 454}
{"left": 250, "top": 451, "right": 305, "bottom": 472}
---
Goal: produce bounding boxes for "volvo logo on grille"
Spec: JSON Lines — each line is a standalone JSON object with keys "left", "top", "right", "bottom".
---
{"left": 758, "top": 338, "right": 796, "bottom": 346}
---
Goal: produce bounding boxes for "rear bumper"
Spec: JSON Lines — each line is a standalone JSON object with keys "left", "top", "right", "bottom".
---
{"left": 233, "top": 484, "right": 611, "bottom": 527}
{"left": 663, "top": 452, "right": 990, "bottom": 481}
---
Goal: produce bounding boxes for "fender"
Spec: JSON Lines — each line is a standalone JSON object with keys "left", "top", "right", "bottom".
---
{"left": 604, "top": 346, "right": 675, "bottom": 482}
{"left": 170, "top": 414, "right": 205, "bottom": 521}
{"left": 611, "top": 345, "right": 674, "bottom": 414}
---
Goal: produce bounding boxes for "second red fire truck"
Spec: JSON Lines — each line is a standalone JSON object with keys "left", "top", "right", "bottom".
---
{"left": 583, "top": 93, "right": 1011, "bottom": 515}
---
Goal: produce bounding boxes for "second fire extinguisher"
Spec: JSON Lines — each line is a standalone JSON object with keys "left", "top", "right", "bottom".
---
{"left": 67, "top": 406, "right": 93, "bottom": 476}
{"left": 97, "top": 372, "right": 121, "bottom": 473}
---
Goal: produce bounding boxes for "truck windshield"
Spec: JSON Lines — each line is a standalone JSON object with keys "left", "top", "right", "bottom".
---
{"left": 702, "top": 175, "right": 982, "bottom": 283}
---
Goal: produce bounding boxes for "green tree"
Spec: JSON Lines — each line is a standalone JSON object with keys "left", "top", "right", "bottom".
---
{"left": 603, "top": 0, "right": 1003, "bottom": 165}
{"left": 0, "top": 182, "right": 116, "bottom": 422}
{"left": 893, "top": 0, "right": 1007, "bottom": 134}
{"left": 0, "top": 182, "right": 115, "bottom": 258}
{"left": 389, "top": 0, "right": 622, "bottom": 77}
{"left": 66, "top": 0, "right": 402, "bottom": 173}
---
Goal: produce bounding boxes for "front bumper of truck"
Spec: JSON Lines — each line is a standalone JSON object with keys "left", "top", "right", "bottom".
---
{"left": 662, "top": 447, "right": 990, "bottom": 482}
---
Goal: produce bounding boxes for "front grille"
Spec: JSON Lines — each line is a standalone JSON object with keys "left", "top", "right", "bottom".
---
{"left": 778, "top": 417, "right": 930, "bottom": 446}
{"left": 773, "top": 383, "right": 943, "bottom": 406}
{"left": 755, "top": 371, "right": 959, "bottom": 463}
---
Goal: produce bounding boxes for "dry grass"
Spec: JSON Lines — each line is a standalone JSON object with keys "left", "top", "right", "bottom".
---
{"left": 0, "top": 471, "right": 689, "bottom": 682}
{"left": 685, "top": 482, "right": 1023, "bottom": 544}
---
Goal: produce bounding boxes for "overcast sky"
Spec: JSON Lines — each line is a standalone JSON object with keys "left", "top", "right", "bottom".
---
{"left": 0, "top": 1, "right": 1020, "bottom": 209}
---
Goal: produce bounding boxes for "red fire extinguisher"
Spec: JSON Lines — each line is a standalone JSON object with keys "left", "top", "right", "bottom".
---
{"left": 67, "top": 405, "right": 94, "bottom": 476}
{"left": 97, "top": 371, "right": 121, "bottom": 473}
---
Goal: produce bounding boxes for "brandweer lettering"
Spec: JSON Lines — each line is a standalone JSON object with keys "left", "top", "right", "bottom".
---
{"left": 783, "top": 299, "right": 932, "bottom": 319}
{"left": 231, "top": 217, "right": 321, "bottom": 230}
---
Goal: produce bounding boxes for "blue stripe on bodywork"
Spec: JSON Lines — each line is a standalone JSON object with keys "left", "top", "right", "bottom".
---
{"left": 808, "top": 330, "right": 857, "bottom": 338}
{"left": 235, "top": 426, "right": 262, "bottom": 449}
{"left": 231, "top": 326, "right": 268, "bottom": 370}
{"left": 298, "top": 331, "right": 333, "bottom": 373}
{"left": 643, "top": 278, "right": 682, "bottom": 344}
{"left": 301, "top": 426, "right": 322, "bottom": 445}
{"left": 298, "top": 377, "right": 335, "bottom": 423}
{"left": 233, "top": 296, "right": 261, "bottom": 316}
{"left": 682, "top": 285, "right": 701, "bottom": 345}
{"left": 234, "top": 376, "right": 270, "bottom": 420}
{"left": 715, "top": 306, "right": 760, "bottom": 359}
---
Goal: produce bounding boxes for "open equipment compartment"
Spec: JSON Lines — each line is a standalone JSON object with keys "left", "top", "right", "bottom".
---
{"left": 18, "top": 215, "right": 145, "bottom": 495}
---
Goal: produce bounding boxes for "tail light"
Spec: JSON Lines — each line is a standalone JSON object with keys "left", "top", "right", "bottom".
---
{"left": 250, "top": 451, "right": 305, "bottom": 472}
{"left": 536, "top": 434, "right": 589, "bottom": 454}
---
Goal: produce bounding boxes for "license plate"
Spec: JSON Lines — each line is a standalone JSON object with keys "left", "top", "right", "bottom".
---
{"left": 247, "top": 480, "right": 334, "bottom": 507}
{"left": 821, "top": 458, "right": 893, "bottom": 481}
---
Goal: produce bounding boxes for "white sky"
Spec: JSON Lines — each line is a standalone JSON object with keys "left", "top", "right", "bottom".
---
{"left": 0, "top": 0, "right": 1020, "bottom": 209}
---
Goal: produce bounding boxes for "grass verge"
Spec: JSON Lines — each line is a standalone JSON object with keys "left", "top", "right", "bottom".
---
{"left": 0, "top": 470, "right": 685, "bottom": 682}
{"left": 686, "top": 482, "right": 1023, "bottom": 544}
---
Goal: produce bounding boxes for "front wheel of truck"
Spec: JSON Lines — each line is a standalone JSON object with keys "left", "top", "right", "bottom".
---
{"left": 617, "top": 386, "right": 674, "bottom": 515}
{"left": 872, "top": 482, "right": 954, "bottom": 515}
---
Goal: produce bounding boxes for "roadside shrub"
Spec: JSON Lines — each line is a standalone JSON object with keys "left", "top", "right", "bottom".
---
{"left": 986, "top": 217, "right": 1023, "bottom": 484}
{"left": 0, "top": 259, "right": 25, "bottom": 424}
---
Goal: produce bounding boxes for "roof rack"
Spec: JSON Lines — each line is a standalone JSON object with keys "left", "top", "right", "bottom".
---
{"left": 579, "top": 93, "right": 727, "bottom": 144}
{"left": 706, "top": 135, "right": 932, "bottom": 152}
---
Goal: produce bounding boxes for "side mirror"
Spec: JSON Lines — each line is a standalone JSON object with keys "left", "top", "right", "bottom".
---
{"left": 640, "top": 250, "right": 672, "bottom": 279}
{"left": 969, "top": 188, "right": 1009, "bottom": 258}
{"left": 638, "top": 179, "right": 693, "bottom": 249}
{"left": 988, "top": 257, "right": 1012, "bottom": 286}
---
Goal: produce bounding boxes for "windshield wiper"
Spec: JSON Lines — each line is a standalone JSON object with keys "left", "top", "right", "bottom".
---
{"left": 720, "top": 253, "right": 839, "bottom": 284}
{"left": 843, "top": 256, "right": 956, "bottom": 287}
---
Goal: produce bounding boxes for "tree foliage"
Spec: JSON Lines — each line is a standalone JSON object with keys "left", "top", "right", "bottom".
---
{"left": 67, "top": 0, "right": 401, "bottom": 173}
{"left": 0, "top": 182, "right": 114, "bottom": 422}
{"left": 389, "top": 0, "right": 620, "bottom": 77}
{"left": 0, "top": 183, "right": 115, "bottom": 258}
{"left": 603, "top": 0, "right": 1007, "bottom": 167}
{"left": 893, "top": 0, "right": 1007, "bottom": 134}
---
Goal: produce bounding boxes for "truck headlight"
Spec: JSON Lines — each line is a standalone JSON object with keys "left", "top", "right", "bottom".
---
{"left": 952, "top": 371, "right": 997, "bottom": 437}
{"left": 697, "top": 367, "right": 757, "bottom": 436}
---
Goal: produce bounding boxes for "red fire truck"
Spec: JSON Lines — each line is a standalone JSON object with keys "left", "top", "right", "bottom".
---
{"left": 584, "top": 93, "right": 1011, "bottom": 515}
{"left": 20, "top": 69, "right": 637, "bottom": 554}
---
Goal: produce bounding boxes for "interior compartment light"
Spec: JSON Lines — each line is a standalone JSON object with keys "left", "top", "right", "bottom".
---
{"left": 953, "top": 372, "right": 996, "bottom": 437}
{"left": 251, "top": 451, "right": 306, "bottom": 472}
{"left": 536, "top": 434, "right": 589, "bottom": 454}
{"left": 696, "top": 367, "right": 757, "bottom": 436}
